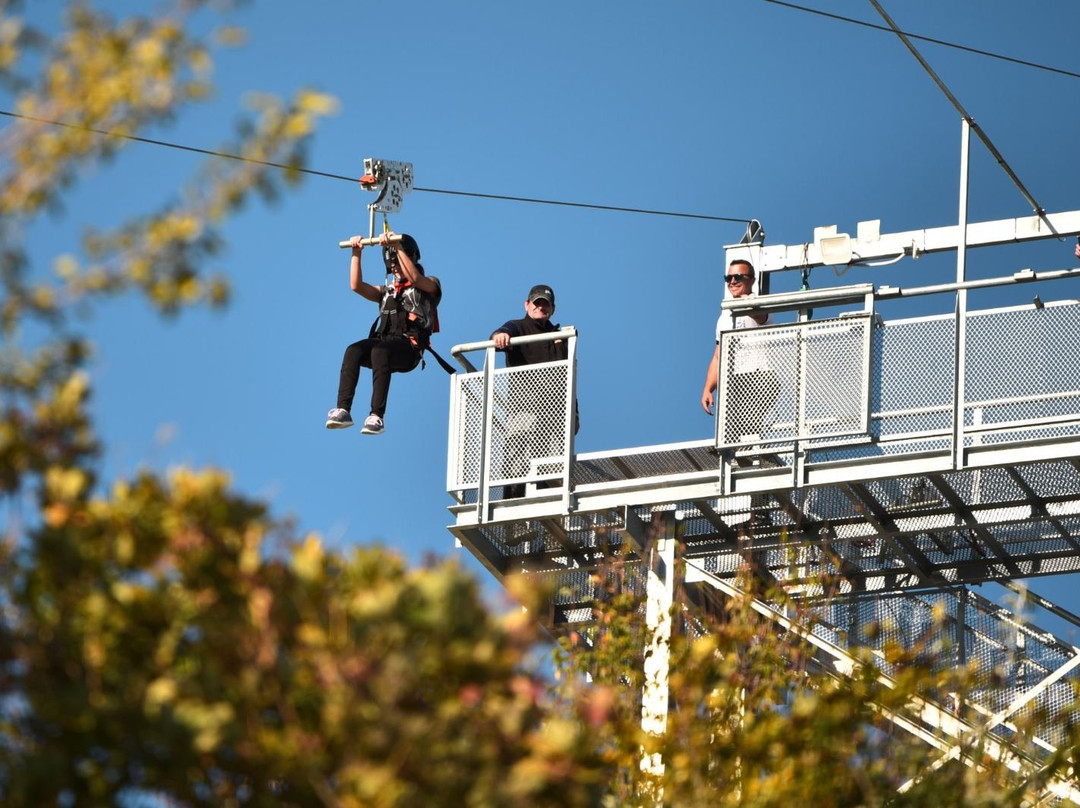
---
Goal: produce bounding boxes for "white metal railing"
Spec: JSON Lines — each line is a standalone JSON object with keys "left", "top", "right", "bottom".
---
{"left": 716, "top": 290, "right": 1080, "bottom": 487}
{"left": 445, "top": 286, "right": 1080, "bottom": 521}
{"left": 447, "top": 328, "right": 577, "bottom": 523}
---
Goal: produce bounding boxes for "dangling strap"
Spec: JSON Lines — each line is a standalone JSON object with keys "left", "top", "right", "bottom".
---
{"left": 426, "top": 343, "right": 456, "bottom": 374}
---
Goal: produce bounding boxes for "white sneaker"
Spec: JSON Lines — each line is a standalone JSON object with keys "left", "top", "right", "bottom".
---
{"left": 361, "top": 414, "right": 384, "bottom": 435}
{"left": 326, "top": 408, "right": 353, "bottom": 429}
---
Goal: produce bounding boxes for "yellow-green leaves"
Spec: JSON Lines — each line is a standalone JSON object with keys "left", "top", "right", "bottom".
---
{"left": 291, "top": 532, "right": 325, "bottom": 581}
{"left": 173, "top": 700, "right": 236, "bottom": 753}
{"left": 0, "top": 16, "right": 24, "bottom": 70}
{"left": 0, "top": 6, "right": 348, "bottom": 800}
{"left": 1, "top": 1, "right": 338, "bottom": 327}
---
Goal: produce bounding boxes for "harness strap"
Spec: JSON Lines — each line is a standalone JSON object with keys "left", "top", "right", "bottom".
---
{"left": 426, "top": 343, "right": 456, "bottom": 374}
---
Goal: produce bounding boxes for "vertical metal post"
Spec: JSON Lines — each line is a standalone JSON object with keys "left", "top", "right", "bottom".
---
{"left": 562, "top": 331, "right": 578, "bottom": 513}
{"left": 859, "top": 292, "right": 875, "bottom": 436}
{"left": 957, "top": 586, "right": 967, "bottom": 667}
{"left": 791, "top": 305, "right": 814, "bottom": 490}
{"left": 476, "top": 346, "right": 497, "bottom": 524}
{"left": 952, "top": 120, "right": 971, "bottom": 469}
{"left": 446, "top": 371, "right": 460, "bottom": 498}
{"left": 640, "top": 517, "right": 676, "bottom": 785}
{"left": 715, "top": 328, "right": 731, "bottom": 495}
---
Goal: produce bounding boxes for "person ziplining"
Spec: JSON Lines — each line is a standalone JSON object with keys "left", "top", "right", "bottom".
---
{"left": 325, "top": 159, "right": 447, "bottom": 435}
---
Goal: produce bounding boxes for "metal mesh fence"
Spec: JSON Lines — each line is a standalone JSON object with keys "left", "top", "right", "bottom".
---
{"left": 966, "top": 302, "right": 1080, "bottom": 443}
{"left": 491, "top": 363, "right": 570, "bottom": 487}
{"left": 874, "top": 314, "right": 956, "bottom": 442}
{"left": 448, "top": 359, "right": 572, "bottom": 495}
{"left": 719, "top": 315, "right": 871, "bottom": 447}
{"left": 729, "top": 301, "right": 1080, "bottom": 464}
{"left": 805, "top": 587, "right": 1080, "bottom": 751}
{"left": 448, "top": 371, "right": 486, "bottom": 488}
{"left": 450, "top": 302, "right": 1080, "bottom": 501}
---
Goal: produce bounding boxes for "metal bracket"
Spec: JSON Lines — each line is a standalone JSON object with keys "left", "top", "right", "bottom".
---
{"left": 360, "top": 158, "right": 413, "bottom": 215}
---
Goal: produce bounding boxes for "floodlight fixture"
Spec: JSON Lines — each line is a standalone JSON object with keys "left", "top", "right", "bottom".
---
{"left": 819, "top": 233, "right": 853, "bottom": 266}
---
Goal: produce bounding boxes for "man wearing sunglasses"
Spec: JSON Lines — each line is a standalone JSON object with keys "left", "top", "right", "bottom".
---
{"left": 703, "top": 259, "right": 781, "bottom": 532}
{"left": 703, "top": 257, "right": 784, "bottom": 458}
{"left": 492, "top": 284, "right": 563, "bottom": 368}
{"left": 491, "top": 284, "right": 579, "bottom": 502}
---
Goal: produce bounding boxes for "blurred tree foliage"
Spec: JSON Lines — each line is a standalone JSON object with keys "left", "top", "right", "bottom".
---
{"left": 0, "top": 1, "right": 608, "bottom": 804}
{"left": 2, "top": 467, "right": 608, "bottom": 804}
{"left": 553, "top": 555, "right": 1080, "bottom": 807}
{"left": 0, "top": 1, "right": 1077, "bottom": 806}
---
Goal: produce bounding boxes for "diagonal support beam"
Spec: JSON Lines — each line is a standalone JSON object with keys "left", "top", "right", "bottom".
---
{"left": 1005, "top": 468, "right": 1080, "bottom": 553}
{"left": 841, "top": 482, "right": 943, "bottom": 586}
{"left": 927, "top": 474, "right": 1024, "bottom": 579}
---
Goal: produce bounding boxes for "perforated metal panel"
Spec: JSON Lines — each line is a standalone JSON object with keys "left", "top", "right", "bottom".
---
{"left": 804, "top": 587, "right": 1080, "bottom": 751}
{"left": 733, "top": 302, "right": 1080, "bottom": 463}
{"left": 491, "top": 363, "right": 570, "bottom": 487}
{"left": 718, "top": 315, "right": 871, "bottom": 447}
{"left": 448, "top": 359, "right": 573, "bottom": 496}
{"left": 966, "top": 303, "right": 1080, "bottom": 444}
{"left": 873, "top": 314, "right": 955, "bottom": 443}
{"left": 448, "top": 371, "right": 486, "bottom": 489}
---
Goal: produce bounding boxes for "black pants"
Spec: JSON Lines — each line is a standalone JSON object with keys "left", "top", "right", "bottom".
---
{"left": 337, "top": 337, "right": 420, "bottom": 418}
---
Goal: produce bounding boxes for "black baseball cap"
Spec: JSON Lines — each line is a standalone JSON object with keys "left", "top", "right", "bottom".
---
{"left": 528, "top": 284, "right": 555, "bottom": 305}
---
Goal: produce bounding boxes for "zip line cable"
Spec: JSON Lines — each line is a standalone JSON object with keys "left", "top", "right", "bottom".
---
{"left": 0, "top": 109, "right": 355, "bottom": 182}
{"left": 867, "top": 0, "right": 1046, "bottom": 217}
{"left": 408, "top": 186, "right": 748, "bottom": 223}
{"left": 5, "top": 9, "right": 1074, "bottom": 225}
{"left": 760, "top": 0, "right": 1080, "bottom": 82}
{"left": 0, "top": 108, "right": 750, "bottom": 224}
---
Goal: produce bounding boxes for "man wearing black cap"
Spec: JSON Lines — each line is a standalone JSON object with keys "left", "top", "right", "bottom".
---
{"left": 491, "top": 284, "right": 563, "bottom": 366}
{"left": 491, "top": 284, "right": 578, "bottom": 500}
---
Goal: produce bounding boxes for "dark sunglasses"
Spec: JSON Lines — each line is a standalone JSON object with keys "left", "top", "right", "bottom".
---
{"left": 725, "top": 273, "right": 753, "bottom": 284}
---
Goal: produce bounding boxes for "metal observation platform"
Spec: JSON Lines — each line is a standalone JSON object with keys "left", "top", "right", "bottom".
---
{"left": 445, "top": 204, "right": 1080, "bottom": 797}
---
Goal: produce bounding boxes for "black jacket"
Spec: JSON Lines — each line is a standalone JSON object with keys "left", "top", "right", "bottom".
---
{"left": 491, "top": 317, "right": 566, "bottom": 367}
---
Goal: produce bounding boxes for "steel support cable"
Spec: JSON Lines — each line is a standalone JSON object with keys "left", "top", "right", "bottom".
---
{"left": 866, "top": 0, "right": 1048, "bottom": 219}
{"left": 0, "top": 108, "right": 356, "bottom": 182}
{"left": 0, "top": 109, "right": 750, "bottom": 224}
{"left": 410, "top": 185, "right": 748, "bottom": 223}
{"left": 760, "top": 0, "right": 1080, "bottom": 82}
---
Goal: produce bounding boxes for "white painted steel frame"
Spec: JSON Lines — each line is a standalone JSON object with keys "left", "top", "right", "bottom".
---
{"left": 640, "top": 529, "right": 675, "bottom": 780}
{"left": 953, "top": 120, "right": 971, "bottom": 471}
{"left": 684, "top": 561, "right": 1080, "bottom": 805}
{"left": 443, "top": 138, "right": 1080, "bottom": 797}
{"left": 448, "top": 328, "right": 579, "bottom": 524}
{"left": 751, "top": 207, "right": 1080, "bottom": 275}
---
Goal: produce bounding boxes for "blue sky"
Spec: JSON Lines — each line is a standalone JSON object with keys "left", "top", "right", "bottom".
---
{"left": 9, "top": 1, "right": 1080, "bottom": 629}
